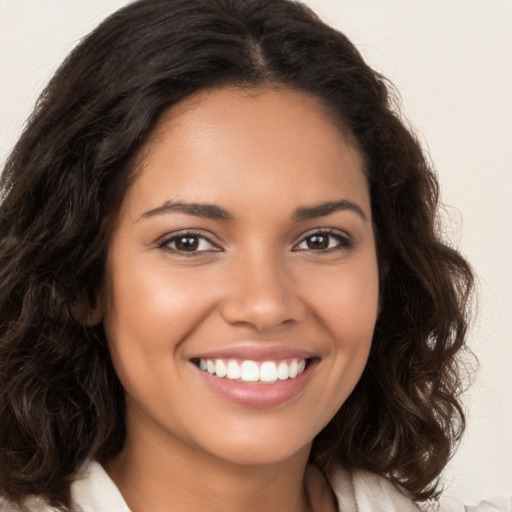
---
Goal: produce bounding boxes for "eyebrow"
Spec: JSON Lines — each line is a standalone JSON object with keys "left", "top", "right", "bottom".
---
{"left": 139, "top": 201, "right": 234, "bottom": 221}
{"left": 139, "top": 198, "right": 367, "bottom": 222}
{"left": 293, "top": 200, "right": 367, "bottom": 222}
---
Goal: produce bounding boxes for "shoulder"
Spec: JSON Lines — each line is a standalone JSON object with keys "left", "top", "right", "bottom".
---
{"left": 0, "top": 461, "right": 129, "bottom": 512}
{"left": 325, "top": 464, "right": 512, "bottom": 512}
{"left": 326, "top": 464, "right": 420, "bottom": 512}
{"left": 453, "top": 497, "right": 512, "bottom": 512}
{"left": 0, "top": 495, "right": 60, "bottom": 512}
{"left": 70, "top": 461, "right": 130, "bottom": 512}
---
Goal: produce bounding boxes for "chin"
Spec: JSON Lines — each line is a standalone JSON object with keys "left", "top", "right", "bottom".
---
{"left": 210, "top": 438, "right": 311, "bottom": 468}
{"left": 186, "top": 416, "right": 318, "bottom": 468}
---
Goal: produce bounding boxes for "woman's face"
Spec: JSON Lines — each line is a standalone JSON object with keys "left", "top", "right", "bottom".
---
{"left": 100, "top": 86, "right": 379, "bottom": 467}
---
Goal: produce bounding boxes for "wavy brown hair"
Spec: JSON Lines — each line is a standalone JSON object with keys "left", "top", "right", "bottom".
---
{"left": 0, "top": 0, "right": 473, "bottom": 509}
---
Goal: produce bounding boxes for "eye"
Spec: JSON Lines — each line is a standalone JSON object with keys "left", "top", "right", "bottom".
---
{"left": 293, "top": 230, "right": 353, "bottom": 252}
{"left": 158, "top": 232, "right": 219, "bottom": 254}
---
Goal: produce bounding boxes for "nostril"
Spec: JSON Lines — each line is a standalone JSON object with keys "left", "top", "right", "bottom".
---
{"left": 219, "top": 290, "right": 306, "bottom": 332}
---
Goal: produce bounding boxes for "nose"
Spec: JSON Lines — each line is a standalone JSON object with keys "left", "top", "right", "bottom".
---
{"left": 219, "top": 252, "right": 306, "bottom": 332}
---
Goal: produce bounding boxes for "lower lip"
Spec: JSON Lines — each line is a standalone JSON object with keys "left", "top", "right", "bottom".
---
{"left": 193, "top": 361, "right": 316, "bottom": 408}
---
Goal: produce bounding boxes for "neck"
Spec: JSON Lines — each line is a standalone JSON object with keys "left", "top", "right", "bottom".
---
{"left": 105, "top": 436, "right": 317, "bottom": 512}
{"left": 103, "top": 398, "right": 339, "bottom": 512}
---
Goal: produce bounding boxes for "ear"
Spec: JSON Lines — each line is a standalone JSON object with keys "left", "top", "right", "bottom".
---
{"left": 84, "top": 295, "right": 103, "bottom": 326}
{"left": 72, "top": 291, "right": 103, "bottom": 326}
{"left": 377, "top": 261, "right": 389, "bottom": 317}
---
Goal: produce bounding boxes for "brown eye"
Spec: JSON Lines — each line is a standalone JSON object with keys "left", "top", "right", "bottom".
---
{"left": 175, "top": 236, "right": 200, "bottom": 251}
{"left": 305, "top": 234, "right": 329, "bottom": 250}
{"left": 294, "top": 230, "right": 353, "bottom": 252}
{"left": 159, "top": 232, "right": 218, "bottom": 254}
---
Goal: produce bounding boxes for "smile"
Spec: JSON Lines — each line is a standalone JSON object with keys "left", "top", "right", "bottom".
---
{"left": 198, "top": 358, "right": 307, "bottom": 383}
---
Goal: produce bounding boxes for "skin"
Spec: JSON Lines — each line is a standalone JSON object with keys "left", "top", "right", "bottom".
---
{"left": 99, "top": 86, "right": 379, "bottom": 512}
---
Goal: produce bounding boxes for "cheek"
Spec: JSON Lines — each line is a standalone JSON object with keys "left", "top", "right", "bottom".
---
{"left": 299, "top": 255, "right": 379, "bottom": 404}
{"left": 101, "top": 259, "right": 212, "bottom": 405}
{"left": 103, "top": 255, "right": 214, "bottom": 355}
{"left": 333, "top": 271, "right": 378, "bottom": 369}
{"left": 303, "top": 256, "right": 379, "bottom": 341}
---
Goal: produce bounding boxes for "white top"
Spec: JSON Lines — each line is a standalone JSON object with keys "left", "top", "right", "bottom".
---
{"left": 1, "top": 461, "right": 510, "bottom": 511}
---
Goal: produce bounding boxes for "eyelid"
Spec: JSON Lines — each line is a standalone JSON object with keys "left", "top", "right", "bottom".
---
{"left": 292, "top": 227, "right": 354, "bottom": 251}
{"left": 157, "top": 230, "right": 222, "bottom": 253}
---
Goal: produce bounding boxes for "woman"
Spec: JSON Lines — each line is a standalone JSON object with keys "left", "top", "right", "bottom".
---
{"left": 0, "top": 0, "right": 491, "bottom": 510}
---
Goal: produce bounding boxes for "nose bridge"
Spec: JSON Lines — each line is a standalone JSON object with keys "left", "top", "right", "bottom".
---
{"left": 220, "top": 244, "right": 304, "bottom": 330}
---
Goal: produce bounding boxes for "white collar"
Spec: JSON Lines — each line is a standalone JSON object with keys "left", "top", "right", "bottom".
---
{"left": 326, "top": 463, "right": 420, "bottom": 512}
{"left": 70, "top": 461, "right": 130, "bottom": 512}
{"left": 69, "top": 460, "right": 419, "bottom": 512}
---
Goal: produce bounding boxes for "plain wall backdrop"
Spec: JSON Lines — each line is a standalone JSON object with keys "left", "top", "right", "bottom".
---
{"left": 1, "top": 0, "right": 511, "bottom": 505}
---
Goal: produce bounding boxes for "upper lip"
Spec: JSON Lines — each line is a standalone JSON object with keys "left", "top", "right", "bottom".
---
{"left": 190, "top": 344, "right": 318, "bottom": 362}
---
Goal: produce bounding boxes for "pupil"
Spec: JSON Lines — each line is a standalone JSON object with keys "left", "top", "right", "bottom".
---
{"left": 307, "top": 235, "right": 328, "bottom": 249}
{"left": 176, "top": 236, "right": 199, "bottom": 251}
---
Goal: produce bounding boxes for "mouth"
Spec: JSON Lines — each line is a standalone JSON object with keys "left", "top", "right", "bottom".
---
{"left": 190, "top": 355, "right": 318, "bottom": 407}
{"left": 192, "top": 357, "right": 309, "bottom": 383}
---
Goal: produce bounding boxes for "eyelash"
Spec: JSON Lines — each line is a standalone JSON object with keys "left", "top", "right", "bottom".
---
{"left": 158, "top": 231, "right": 219, "bottom": 255}
{"left": 293, "top": 229, "right": 354, "bottom": 252}
{"left": 158, "top": 228, "right": 354, "bottom": 255}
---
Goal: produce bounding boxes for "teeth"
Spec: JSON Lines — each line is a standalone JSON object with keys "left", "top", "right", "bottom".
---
{"left": 277, "top": 361, "right": 289, "bottom": 380}
{"left": 198, "top": 358, "right": 307, "bottom": 382}
{"left": 289, "top": 359, "right": 299, "bottom": 378}
{"left": 260, "top": 361, "right": 277, "bottom": 382}
{"left": 215, "top": 359, "right": 227, "bottom": 378}
{"left": 240, "top": 361, "right": 259, "bottom": 382}
{"left": 227, "top": 360, "right": 241, "bottom": 379}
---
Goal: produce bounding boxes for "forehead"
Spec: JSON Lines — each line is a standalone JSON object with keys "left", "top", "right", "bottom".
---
{"left": 126, "top": 86, "right": 369, "bottom": 218}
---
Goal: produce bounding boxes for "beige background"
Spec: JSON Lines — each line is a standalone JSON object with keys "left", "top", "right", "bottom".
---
{"left": 1, "top": 0, "right": 511, "bottom": 504}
